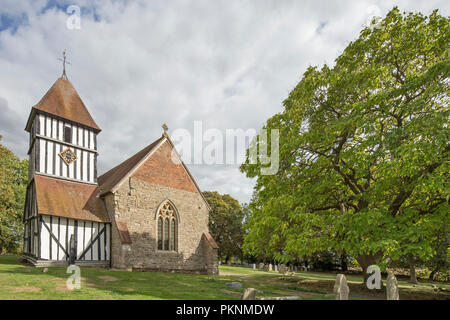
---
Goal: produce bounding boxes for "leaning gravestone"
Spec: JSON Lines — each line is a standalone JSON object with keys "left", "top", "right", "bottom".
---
{"left": 333, "top": 274, "right": 350, "bottom": 300}
{"left": 241, "top": 288, "right": 257, "bottom": 300}
{"left": 386, "top": 272, "right": 399, "bottom": 300}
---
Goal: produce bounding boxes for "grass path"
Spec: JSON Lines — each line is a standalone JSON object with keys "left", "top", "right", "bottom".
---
{"left": 0, "top": 255, "right": 448, "bottom": 300}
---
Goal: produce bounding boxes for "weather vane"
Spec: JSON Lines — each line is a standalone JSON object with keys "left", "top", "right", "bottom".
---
{"left": 58, "top": 49, "right": 71, "bottom": 79}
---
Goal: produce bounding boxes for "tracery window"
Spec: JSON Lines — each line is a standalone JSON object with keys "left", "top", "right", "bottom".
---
{"left": 157, "top": 202, "right": 177, "bottom": 251}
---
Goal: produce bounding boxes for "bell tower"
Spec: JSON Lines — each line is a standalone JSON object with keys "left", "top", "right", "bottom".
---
{"left": 24, "top": 77, "right": 101, "bottom": 184}
{"left": 22, "top": 57, "right": 110, "bottom": 265}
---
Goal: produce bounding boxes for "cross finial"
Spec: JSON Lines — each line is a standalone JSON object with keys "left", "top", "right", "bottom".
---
{"left": 58, "top": 49, "right": 71, "bottom": 80}
{"left": 162, "top": 123, "right": 169, "bottom": 136}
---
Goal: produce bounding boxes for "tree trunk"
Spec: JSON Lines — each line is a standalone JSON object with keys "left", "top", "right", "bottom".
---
{"left": 340, "top": 251, "right": 348, "bottom": 272}
{"left": 356, "top": 253, "right": 383, "bottom": 287}
{"left": 408, "top": 254, "right": 418, "bottom": 284}
{"left": 429, "top": 269, "right": 437, "bottom": 281}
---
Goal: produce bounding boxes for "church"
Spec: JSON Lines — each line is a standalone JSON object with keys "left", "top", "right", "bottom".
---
{"left": 22, "top": 67, "right": 218, "bottom": 274}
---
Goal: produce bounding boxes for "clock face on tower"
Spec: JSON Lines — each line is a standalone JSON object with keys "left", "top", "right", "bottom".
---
{"left": 59, "top": 148, "right": 77, "bottom": 166}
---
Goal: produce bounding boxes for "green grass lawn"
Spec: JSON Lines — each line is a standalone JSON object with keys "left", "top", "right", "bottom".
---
{"left": 0, "top": 255, "right": 448, "bottom": 300}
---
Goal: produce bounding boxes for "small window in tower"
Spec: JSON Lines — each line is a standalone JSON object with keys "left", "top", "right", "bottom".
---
{"left": 63, "top": 126, "right": 72, "bottom": 143}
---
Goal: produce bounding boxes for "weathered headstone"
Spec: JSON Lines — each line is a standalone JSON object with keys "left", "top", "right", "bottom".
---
{"left": 279, "top": 264, "right": 287, "bottom": 274}
{"left": 274, "top": 265, "right": 278, "bottom": 272}
{"left": 386, "top": 272, "right": 399, "bottom": 300}
{"left": 268, "top": 264, "right": 273, "bottom": 271}
{"left": 241, "top": 288, "right": 257, "bottom": 300}
{"left": 333, "top": 274, "right": 350, "bottom": 300}
{"left": 226, "top": 282, "right": 244, "bottom": 289}
{"left": 252, "top": 263, "right": 256, "bottom": 270}
{"left": 258, "top": 263, "right": 265, "bottom": 270}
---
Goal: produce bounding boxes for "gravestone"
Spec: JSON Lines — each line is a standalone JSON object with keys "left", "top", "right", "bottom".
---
{"left": 386, "top": 272, "right": 399, "bottom": 300}
{"left": 226, "top": 282, "right": 244, "bottom": 289}
{"left": 258, "top": 263, "right": 265, "bottom": 270}
{"left": 268, "top": 264, "right": 273, "bottom": 271}
{"left": 333, "top": 274, "right": 350, "bottom": 300}
{"left": 241, "top": 288, "right": 257, "bottom": 300}
{"left": 278, "top": 264, "right": 287, "bottom": 274}
{"left": 274, "top": 265, "right": 278, "bottom": 272}
{"left": 252, "top": 264, "right": 256, "bottom": 270}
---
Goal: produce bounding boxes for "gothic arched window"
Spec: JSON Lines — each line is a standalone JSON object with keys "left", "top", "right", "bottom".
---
{"left": 157, "top": 202, "right": 177, "bottom": 251}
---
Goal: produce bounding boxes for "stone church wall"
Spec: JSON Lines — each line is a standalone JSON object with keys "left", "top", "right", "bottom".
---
{"left": 106, "top": 177, "right": 214, "bottom": 273}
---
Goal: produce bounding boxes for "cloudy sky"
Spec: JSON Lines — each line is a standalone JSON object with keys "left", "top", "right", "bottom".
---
{"left": 0, "top": 0, "right": 448, "bottom": 203}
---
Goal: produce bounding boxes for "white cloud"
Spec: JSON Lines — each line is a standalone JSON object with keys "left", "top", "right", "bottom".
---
{"left": 0, "top": 0, "right": 448, "bottom": 203}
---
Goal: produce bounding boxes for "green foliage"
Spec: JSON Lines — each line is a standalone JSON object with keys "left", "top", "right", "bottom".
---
{"left": 240, "top": 8, "right": 449, "bottom": 271}
{"left": 0, "top": 136, "right": 28, "bottom": 254}
{"left": 203, "top": 191, "right": 245, "bottom": 262}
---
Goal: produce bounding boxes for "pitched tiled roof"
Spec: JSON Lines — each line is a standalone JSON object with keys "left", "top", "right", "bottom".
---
{"left": 116, "top": 221, "right": 132, "bottom": 244}
{"left": 203, "top": 232, "right": 219, "bottom": 249}
{"left": 98, "top": 136, "right": 164, "bottom": 195}
{"left": 30, "top": 78, "right": 101, "bottom": 131}
{"left": 34, "top": 175, "right": 109, "bottom": 222}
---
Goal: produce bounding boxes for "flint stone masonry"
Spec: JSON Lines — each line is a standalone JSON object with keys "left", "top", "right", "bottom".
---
{"left": 106, "top": 176, "right": 217, "bottom": 274}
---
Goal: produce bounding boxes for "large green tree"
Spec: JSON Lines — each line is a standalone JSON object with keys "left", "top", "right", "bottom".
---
{"left": 0, "top": 136, "right": 28, "bottom": 254}
{"left": 203, "top": 191, "right": 245, "bottom": 263}
{"left": 241, "top": 8, "right": 449, "bottom": 282}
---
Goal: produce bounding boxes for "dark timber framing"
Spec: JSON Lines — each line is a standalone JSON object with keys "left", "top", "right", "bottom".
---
{"left": 40, "top": 215, "right": 69, "bottom": 259}
{"left": 78, "top": 224, "right": 107, "bottom": 261}
{"left": 23, "top": 100, "right": 108, "bottom": 267}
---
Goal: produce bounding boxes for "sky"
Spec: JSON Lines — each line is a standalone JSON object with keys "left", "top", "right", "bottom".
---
{"left": 0, "top": 0, "right": 448, "bottom": 204}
